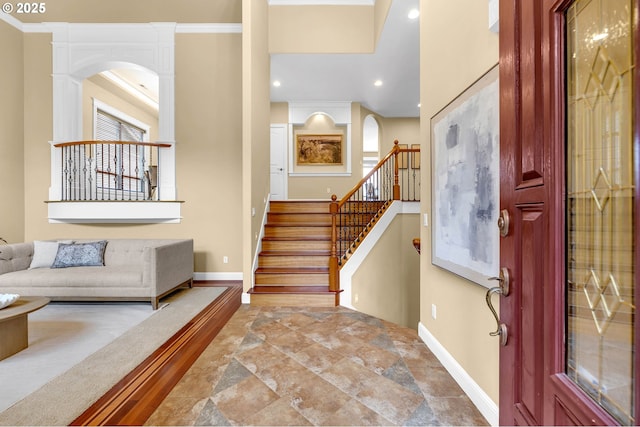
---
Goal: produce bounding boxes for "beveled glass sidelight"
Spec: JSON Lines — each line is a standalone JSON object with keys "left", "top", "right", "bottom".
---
{"left": 565, "top": 0, "right": 636, "bottom": 424}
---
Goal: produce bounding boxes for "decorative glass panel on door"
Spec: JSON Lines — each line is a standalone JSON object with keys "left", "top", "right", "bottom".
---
{"left": 565, "top": 0, "right": 635, "bottom": 424}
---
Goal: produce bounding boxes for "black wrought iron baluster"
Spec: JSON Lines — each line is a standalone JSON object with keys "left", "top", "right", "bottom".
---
{"left": 126, "top": 143, "right": 131, "bottom": 200}
{"left": 87, "top": 148, "right": 94, "bottom": 201}
{"left": 152, "top": 147, "right": 157, "bottom": 200}
{"left": 62, "top": 146, "right": 67, "bottom": 200}
{"left": 358, "top": 187, "right": 363, "bottom": 243}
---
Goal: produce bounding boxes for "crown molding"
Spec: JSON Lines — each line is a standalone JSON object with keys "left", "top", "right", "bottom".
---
{"left": 0, "top": 10, "right": 23, "bottom": 30}
{"left": 1, "top": 18, "right": 242, "bottom": 34}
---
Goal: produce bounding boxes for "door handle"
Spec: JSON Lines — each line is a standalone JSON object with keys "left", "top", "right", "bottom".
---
{"left": 488, "top": 267, "right": 510, "bottom": 296}
{"left": 486, "top": 268, "right": 510, "bottom": 346}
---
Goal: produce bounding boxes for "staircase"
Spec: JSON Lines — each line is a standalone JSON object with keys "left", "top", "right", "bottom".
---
{"left": 249, "top": 142, "right": 421, "bottom": 307}
{"left": 249, "top": 200, "right": 340, "bottom": 307}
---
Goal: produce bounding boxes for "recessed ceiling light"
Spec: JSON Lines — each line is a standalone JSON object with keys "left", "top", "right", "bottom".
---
{"left": 273, "top": 80, "right": 281, "bottom": 87}
{"left": 418, "top": 103, "right": 421, "bottom": 108}
{"left": 374, "top": 80, "right": 383, "bottom": 87}
{"left": 408, "top": 9, "right": 420, "bottom": 19}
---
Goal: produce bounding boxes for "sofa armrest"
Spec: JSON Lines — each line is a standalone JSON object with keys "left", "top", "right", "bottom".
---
{"left": 145, "top": 239, "right": 194, "bottom": 298}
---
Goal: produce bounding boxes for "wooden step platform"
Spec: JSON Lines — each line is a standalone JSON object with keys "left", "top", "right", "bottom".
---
{"left": 250, "top": 200, "right": 340, "bottom": 307}
{"left": 249, "top": 286, "right": 340, "bottom": 307}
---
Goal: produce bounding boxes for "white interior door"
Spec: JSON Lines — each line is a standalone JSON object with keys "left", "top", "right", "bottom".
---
{"left": 270, "top": 125, "right": 287, "bottom": 201}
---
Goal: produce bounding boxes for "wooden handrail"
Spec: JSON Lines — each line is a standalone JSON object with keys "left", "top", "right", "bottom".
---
{"left": 53, "top": 140, "right": 172, "bottom": 148}
{"left": 336, "top": 141, "right": 419, "bottom": 210}
{"left": 337, "top": 141, "right": 400, "bottom": 209}
{"left": 329, "top": 140, "right": 420, "bottom": 293}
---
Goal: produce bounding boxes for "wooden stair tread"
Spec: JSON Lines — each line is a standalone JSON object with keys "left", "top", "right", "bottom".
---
{"left": 256, "top": 267, "right": 328, "bottom": 273}
{"left": 262, "top": 236, "right": 330, "bottom": 241}
{"left": 254, "top": 200, "right": 337, "bottom": 306}
{"left": 249, "top": 286, "right": 336, "bottom": 294}
{"left": 259, "top": 251, "right": 330, "bottom": 256}
{"left": 265, "top": 224, "right": 331, "bottom": 227}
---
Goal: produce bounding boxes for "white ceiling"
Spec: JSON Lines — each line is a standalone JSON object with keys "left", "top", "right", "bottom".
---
{"left": 270, "top": 0, "right": 420, "bottom": 118}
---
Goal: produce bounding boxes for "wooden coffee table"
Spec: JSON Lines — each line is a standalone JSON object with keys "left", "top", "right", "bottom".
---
{"left": 0, "top": 296, "right": 50, "bottom": 360}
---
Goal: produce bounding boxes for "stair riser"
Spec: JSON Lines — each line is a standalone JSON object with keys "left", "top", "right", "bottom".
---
{"left": 255, "top": 273, "right": 329, "bottom": 286}
{"left": 259, "top": 256, "right": 329, "bottom": 268}
{"left": 267, "top": 213, "right": 331, "bottom": 225}
{"left": 269, "top": 202, "right": 330, "bottom": 214}
{"left": 250, "top": 292, "right": 338, "bottom": 307}
{"left": 262, "top": 240, "right": 331, "bottom": 252}
{"left": 265, "top": 227, "right": 331, "bottom": 238}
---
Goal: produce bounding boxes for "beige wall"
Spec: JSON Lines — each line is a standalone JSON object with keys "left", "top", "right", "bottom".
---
{"left": 243, "top": 0, "right": 272, "bottom": 291}
{"left": 352, "top": 213, "right": 420, "bottom": 329}
{"left": 269, "top": 5, "right": 375, "bottom": 54}
{"left": 23, "top": 33, "right": 53, "bottom": 240}
{"left": 373, "top": 0, "right": 392, "bottom": 45}
{"left": 83, "top": 75, "right": 159, "bottom": 142}
{"left": 379, "top": 117, "right": 420, "bottom": 155}
{"left": 175, "top": 33, "right": 243, "bottom": 274}
{"left": 420, "top": 0, "right": 500, "bottom": 404}
{"left": 19, "top": 31, "right": 244, "bottom": 275}
{"left": 0, "top": 22, "right": 24, "bottom": 244}
{"left": 270, "top": 102, "right": 288, "bottom": 124}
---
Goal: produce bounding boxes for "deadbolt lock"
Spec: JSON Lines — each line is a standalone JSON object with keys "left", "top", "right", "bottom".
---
{"left": 498, "top": 209, "right": 510, "bottom": 237}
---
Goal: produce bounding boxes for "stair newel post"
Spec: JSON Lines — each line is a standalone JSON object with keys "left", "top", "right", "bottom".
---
{"left": 329, "top": 194, "right": 340, "bottom": 293}
{"left": 393, "top": 140, "right": 401, "bottom": 200}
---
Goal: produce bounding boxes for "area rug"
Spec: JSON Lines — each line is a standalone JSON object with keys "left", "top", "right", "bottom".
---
{"left": 0, "top": 301, "right": 154, "bottom": 413}
{"left": 0, "top": 287, "right": 226, "bottom": 426}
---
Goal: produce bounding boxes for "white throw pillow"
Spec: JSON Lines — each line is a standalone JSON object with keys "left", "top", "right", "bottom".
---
{"left": 29, "top": 240, "right": 72, "bottom": 269}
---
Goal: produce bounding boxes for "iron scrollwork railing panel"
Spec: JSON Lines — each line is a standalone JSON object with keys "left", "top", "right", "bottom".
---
{"left": 331, "top": 141, "right": 421, "bottom": 268}
{"left": 55, "top": 141, "right": 170, "bottom": 202}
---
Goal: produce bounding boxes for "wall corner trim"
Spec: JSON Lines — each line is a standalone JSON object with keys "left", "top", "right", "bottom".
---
{"left": 418, "top": 322, "right": 499, "bottom": 427}
{"left": 0, "top": 10, "right": 23, "bottom": 30}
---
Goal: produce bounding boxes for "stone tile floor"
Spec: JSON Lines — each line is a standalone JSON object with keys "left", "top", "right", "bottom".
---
{"left": 146, "top": 305, "right": 488, "bottom": 426}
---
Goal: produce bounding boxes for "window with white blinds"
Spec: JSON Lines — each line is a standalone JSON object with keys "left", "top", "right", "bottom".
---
{"left": 96, "top": 109, "right": 146, "bottom": 142}
{"left": 95, "top": 108, "right": 147, "bottom": 192}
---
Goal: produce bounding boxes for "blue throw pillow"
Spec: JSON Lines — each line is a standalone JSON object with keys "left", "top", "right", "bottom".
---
{"left": 51, "top": 241, "right": 107, "bottom": 268}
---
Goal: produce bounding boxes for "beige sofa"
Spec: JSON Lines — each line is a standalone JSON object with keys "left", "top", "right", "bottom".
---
{"left": 0, "top": 239, "right": 194, "bottom": 309}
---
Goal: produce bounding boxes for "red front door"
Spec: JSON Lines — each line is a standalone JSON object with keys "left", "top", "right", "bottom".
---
{"left": 499, "top": 0, "right": 638, "bottom": 424}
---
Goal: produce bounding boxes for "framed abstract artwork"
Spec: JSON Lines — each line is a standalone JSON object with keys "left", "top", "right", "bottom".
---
{"left": 431, "top": 64, "right": 500, "bottom": 288}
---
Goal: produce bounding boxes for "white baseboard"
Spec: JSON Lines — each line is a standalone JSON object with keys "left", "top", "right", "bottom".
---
{"left": 242, "top": 293, "right": 251, "bottom": 304}
{"left": 193, "top": 272, "right": 243, "bottom": 281}
{"left": 418, "top": 322, "right": 498, "bottom": 426}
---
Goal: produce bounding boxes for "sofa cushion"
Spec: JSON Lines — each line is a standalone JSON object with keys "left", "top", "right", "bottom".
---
{"left": 0, "top": 266, "right": 143, "bottom": 288}
{"left": 52, "top": 241, "right": 107, "bottom": 268}
{"left": 29, "top": 240, "right": 73, "bottom": 269}
{"left": 0, "top": 243, "right": 33, "bottom": 274}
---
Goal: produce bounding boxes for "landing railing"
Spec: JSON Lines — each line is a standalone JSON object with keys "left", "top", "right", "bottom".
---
{"left": 53, "top": 141, "right": 170, "bottom": 201}
{"left": 329, "top": 140, "right": 420, "bottom": 292}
